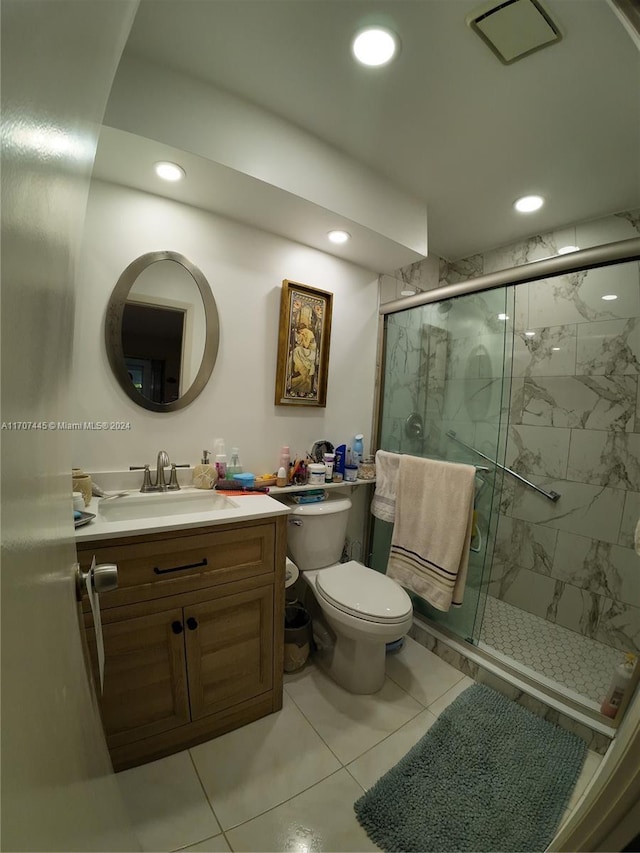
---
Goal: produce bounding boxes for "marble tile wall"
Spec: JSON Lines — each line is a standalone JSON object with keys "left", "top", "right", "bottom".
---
{"left": 381, "top": 210, "right": 640, "bottom": 657}
{"left": 381, "top": 308, "right": 430, "bottom": 453}
{"left": 482, "top": 212, "right": 640, "bottom": 656}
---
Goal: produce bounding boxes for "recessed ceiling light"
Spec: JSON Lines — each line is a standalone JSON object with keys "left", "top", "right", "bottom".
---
{"left": 498, "top": 313, "right": 509, "bottom": 320}
{"left": 524, "top": 330, "right": 536, "bottom": 337}
{"left": 558, "top": 245, "right": 579, "bottom": 255}
{"left": 601, "top": 294, "right": 618, "bottom": 301}
{"left": 352, "top": 26, "right": 399, "bottom": 66}
{"left": 154, "top": 161, "right": 185, "bottom": 181}
{"left": 400, "top": 288, "right": 416, "bottom": 297}
{"left": 514, "top": 195, "right": 544, "bottom": 213}
{"left": 328, "top": 230, "right": 351, "bottom": 244}
{"left": 552, "top": 346, "right": 561, "bottom": 351}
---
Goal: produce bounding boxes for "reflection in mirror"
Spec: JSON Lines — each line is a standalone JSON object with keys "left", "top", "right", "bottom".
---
{"left": 122, "top": 302, "right": 184, "bottom": 403}
{"left": 124, "top": 260, "right": 206, "bottom": 403}
{"left": 106, "top": 251, "right": 219, "bottom": 413}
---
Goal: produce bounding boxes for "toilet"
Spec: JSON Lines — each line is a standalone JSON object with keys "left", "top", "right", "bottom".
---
{"left": 286, "top": 494, "right": 413, "bottom": 694}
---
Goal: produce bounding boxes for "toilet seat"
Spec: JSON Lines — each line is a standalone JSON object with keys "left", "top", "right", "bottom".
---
{"left": 315, "top": 561, "right": 412, "bottom": 624}
{"left": 285, "top": 557, "right": 299, "bottom": 588}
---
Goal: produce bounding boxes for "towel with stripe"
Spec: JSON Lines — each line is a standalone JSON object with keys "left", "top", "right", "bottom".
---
{"left": 386, "top": 455, "right": 476, "bottom": 612}
{"left": 371, "top": 449, "right": 400, "bottom": 523}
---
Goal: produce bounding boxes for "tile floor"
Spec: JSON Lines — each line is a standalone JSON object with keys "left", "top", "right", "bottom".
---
{"left": 480, "top": 595, "right": 622, "bottom": 705}
{"left": 117, "top": 636, "right": 604, "bottom": 852}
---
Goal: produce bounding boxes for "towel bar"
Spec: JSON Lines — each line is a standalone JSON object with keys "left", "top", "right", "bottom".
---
{"left": 445, "top": 431, "right": 561, "bottom": 503}
{"left": 384, "top": 448, "right": 489, "bottom": 474}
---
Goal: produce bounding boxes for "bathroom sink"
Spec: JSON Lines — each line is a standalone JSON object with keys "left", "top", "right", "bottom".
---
{"left": 98, "top": 490, "right": 238, "bottom": 522}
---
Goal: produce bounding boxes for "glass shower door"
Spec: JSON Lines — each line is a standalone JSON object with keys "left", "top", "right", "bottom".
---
{"left": 370, "top": 286, "right": 513, "bottom": 645}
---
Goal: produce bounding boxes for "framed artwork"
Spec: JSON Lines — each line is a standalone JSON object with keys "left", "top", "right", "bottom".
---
{"left": 274, "top": 279, "right": 333, "bottom": 407}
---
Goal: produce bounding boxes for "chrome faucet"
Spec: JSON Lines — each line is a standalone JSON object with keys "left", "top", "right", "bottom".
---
{"left": 155, "top": 450, "right": 171, "bottom": 491}
{"left": 131, "top": 451, "right": 181, "bottom": 492}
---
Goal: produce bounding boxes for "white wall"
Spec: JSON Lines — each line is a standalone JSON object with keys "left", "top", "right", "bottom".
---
{"left": 71, "top": 180, "right": 379, "bottom": 477}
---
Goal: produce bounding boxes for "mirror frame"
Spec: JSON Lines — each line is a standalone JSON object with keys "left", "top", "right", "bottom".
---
{"left": 105, "top": 250, "right": 220, "bottom": 413}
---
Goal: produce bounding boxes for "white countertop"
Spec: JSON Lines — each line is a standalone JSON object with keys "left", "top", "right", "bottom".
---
{"left": 74, "top": 488, "right": 291, "bottom": 543}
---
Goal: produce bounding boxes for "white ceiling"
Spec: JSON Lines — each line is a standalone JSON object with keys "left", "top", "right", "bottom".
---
{"left": 101, "top": 0, "right": 640, "bottom": 265}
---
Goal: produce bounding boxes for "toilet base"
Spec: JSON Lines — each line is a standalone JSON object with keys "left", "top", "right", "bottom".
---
{"left": 316, "top": 631, "right": 388, "bottom": 694}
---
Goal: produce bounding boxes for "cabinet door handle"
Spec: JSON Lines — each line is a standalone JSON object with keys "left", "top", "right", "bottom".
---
{"left": 186, "top": 617, "right": 198, "bottom": 631}
{"left": 153, "top": 558, "right": 208, "bottom": 575}
{"left": 171, "top": 621, "right": 184, "bottom": 634}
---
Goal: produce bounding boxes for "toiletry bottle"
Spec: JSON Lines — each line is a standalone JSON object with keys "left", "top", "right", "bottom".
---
{"left": 193, "top": 450, "right": 217, "bottom": 489}
{"left": 276, "top": 466, "right": 288, "bottom": 488}
{"left": 600, "top": 654, "right": 636, "bottom": 718}
{"left": 323, "top": 452, "right": 335, "bottom": 482}
{"left": 353, "top": 434, "right": 364, "bottom": 465}
{"left": 279, "top": 446, "right": 290, "bottom": 477}
{"left": 215, "top": 454, "right": 227, "bottom": 480}
{"left": 228, "top": 447, "right": 243, "bottom": 478}
{"left": 213, "top": 438, "right": 227, "bottom": 480}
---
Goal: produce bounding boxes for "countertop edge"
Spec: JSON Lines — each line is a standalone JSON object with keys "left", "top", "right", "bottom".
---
{"left": 74, "top": 493, "right": 291, "bottom": 544}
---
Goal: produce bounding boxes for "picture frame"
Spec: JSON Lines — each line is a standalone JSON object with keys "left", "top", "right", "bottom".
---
{"left": 274, "top": 279, "right": 333, "bottom": 407}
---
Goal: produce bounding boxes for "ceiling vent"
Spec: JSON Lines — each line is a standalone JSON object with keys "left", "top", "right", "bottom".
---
{"left": 467, "top": 0, "right": 562, "bottom": 65}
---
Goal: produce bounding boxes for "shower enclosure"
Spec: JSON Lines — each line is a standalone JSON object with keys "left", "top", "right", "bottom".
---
{"left": 371, "top": 236, "right": 640, "bottom": 721}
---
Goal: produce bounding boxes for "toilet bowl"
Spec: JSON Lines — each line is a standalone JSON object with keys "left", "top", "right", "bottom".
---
{"left": 285, "top": 495, "right": 413, "bottom": 694}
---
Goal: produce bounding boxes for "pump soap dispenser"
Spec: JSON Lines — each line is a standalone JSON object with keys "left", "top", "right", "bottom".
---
{"left": 228, "top": 447, "right": 243, "bottom": 478}
{"left": 193, "top": 450, "right": 217, "bottom": 490}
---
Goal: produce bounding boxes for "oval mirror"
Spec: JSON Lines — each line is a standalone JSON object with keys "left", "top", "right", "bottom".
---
{"left": 105, "top": 251, "right": 219, "bottom": 412}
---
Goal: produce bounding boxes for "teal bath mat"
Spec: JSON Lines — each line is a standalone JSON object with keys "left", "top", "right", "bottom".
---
{"left": 354, "top": 684, "right": 587, "bottom": 852}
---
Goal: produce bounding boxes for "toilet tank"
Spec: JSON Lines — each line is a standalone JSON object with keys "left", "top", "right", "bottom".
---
{"left": 287, "top": 495, "right": 352, "bottom": 571}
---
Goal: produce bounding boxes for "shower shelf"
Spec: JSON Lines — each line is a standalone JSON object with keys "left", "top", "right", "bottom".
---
{"left": 446, "top": 431, "right": 561, "bottom": 503}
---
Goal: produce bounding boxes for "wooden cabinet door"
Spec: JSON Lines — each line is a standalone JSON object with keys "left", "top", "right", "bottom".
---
{"left": 88, "top": 607, "right": 190, "bottom": 748}
{"left": 184, "top": 585, "right": 274, "bottom": 720}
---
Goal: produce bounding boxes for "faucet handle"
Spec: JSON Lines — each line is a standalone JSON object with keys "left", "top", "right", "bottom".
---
{"left": 167, "top": 464, "right": 181, "bottom": 491}
{"left": 140, "top": 465, "right": 155, "bottom": 493}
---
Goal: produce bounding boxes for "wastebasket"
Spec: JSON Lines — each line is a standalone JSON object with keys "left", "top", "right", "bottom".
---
{"left": 284, "top": 604, "right": 311, "bottom": 672}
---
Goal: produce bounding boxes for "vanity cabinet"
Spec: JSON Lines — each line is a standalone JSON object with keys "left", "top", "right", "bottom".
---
{"left": 78, "top": 515, "right": 286, "bottom": 770}
{"left": 86, "top": 605, "right": 190, "bottom": 746}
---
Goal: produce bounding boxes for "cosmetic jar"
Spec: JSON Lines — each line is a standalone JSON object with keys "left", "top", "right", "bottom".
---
{"left": 308, "top": 463, "right": 326, "bottom": 485}
{"left": 344, "top": 465, "right": 358, "bottom": 482}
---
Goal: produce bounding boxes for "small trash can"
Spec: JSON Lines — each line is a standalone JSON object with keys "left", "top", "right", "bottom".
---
{"left": 284, "top": 604, "right": 311, "bottom": 672}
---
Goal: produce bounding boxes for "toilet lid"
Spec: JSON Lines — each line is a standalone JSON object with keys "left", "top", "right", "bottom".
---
{"left": 316, "top": 561, "right": 412, "bottom": 623}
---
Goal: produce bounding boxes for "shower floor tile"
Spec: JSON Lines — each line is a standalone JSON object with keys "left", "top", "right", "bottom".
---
{"left": 479, "top": 596, "right": 621, "bottom": 705}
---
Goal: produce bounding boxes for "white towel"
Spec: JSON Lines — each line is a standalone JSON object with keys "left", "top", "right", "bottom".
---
{"left": 371, "top": 450, "right": 400, "bottom": 522}
{"left": 387, "top": 455, "right": 475, "bottom": 612}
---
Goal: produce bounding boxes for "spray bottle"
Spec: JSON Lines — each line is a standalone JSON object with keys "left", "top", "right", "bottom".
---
{"left": 228, "top": 447, "right": 243, "bottom": 478}
{"left": 353, "top": 434, "right": 364, "bottom": 466}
